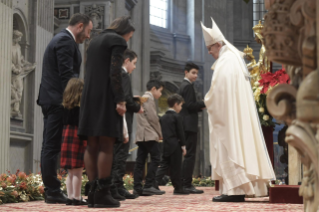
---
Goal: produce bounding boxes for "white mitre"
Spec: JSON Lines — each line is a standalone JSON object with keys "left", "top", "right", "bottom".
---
{"left": 201, "top": 17, "right": 249, "bottom": 77}
{"left": 200, "top": 18, "right": 225, "bottom": 46}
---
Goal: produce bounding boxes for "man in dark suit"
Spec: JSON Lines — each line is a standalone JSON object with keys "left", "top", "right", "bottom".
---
{"left": 178, "top": 62, "right": 206, "bottom": 194}
{"left": 111, "top": 49, "right": 143, "bottom": 200}
{"left": 37, "top": 13, "right": 92, "bottom": 204}
{"left": 155, "top": 94, "right": 189, "bottom": 195}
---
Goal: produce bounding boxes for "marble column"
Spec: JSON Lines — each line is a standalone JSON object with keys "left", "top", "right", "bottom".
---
{"left": 31, "top": 0, "right": 54, "bottom": 173}
{"left": 288, "top": 146, "right": 302, "bottom": 185}
{"left": 129, "top": 0, "right": 150, "bottom": 161}
{"left": 0, "top": 0, "right": 13, "bottom": 173}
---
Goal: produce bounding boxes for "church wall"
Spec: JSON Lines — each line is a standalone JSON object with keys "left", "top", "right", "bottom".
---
{"left": 6, "top": 0, "right": 54, "bottom": 174}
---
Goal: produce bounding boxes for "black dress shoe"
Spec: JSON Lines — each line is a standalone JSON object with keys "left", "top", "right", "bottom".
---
{"left": 143, "top": 187, "right": 165, "bottom": 195}
{"left": 65, "top": 198, "right": 73, "bottom": 205}
{"left": 133, "top": 189, "right": 152, "bottom": 196}
{"left": 184, "top": 185, "right": 204, "bottom": 194}
{"left": 72, "top": 198, "right": 88, "bottom": 205}
{"left": 173, "top": 188, "right": 190, "bottom": 195}
{"left": 212, "top": 194, "right": 245, "bottom": 202}
{"left": 46, "top": 191, "right": 68, "bottom": 204}
{"left": 118, "top": 187, "right": 138, "bottom": 199}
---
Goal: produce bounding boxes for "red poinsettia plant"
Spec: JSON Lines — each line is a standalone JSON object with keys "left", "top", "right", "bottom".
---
{"left": 252, "top": 67, "right": 290, "bottom": 127}
{"left": 258, "top": 68, "right": 291, "bottom": 94}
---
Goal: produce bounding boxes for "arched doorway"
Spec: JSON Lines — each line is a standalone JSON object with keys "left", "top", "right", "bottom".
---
{"left": 13, "top": 10, "right": 28, "bottom": 58}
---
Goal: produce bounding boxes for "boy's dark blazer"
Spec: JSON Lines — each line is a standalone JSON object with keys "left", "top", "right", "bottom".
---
{"left": 160, "top": 110, "right": 186, "bottom": 157}
{"left": 37, "top": 29, "right": 82, "bottom": 106}
{"left": 121, "top": 68, "right": 140, "bottom": 133}
{"left": 178, "top": 79, "right": 205, "bottom": 133}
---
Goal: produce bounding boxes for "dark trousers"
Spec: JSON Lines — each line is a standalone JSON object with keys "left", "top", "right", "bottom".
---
{"left": 40, "top": 105, "right": 64, "bottom": 193}
{"left": 112, "top": 133, "right": 131, "bottom": 188}
{"left": 155, "top": 146, "right": 183, "bottom": 190}
{"left": 133, "top": 141, "right": 160, "bottom": 191}
{"left": 181, "top": 131, "right": 198, "bottom": 187}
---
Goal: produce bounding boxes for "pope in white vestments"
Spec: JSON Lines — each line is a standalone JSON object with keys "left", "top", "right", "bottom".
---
{"left": 201, "top": 18, "right": 276, "bottom": 202}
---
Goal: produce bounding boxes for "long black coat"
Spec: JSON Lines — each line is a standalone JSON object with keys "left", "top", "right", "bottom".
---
{"left": 78, "top": 29, "right": 127, "bottom": 140}
{"left": 178, "top": 80, "right": 205, "bottom": 133}
{"left": 122, "top": 69, "right": 140, "bottom": 134}
{"left": 37, "top": 29, "right": 82, "bottom": 106}
{"left": 160, "top": 110, "right": 186, "bottom": 157}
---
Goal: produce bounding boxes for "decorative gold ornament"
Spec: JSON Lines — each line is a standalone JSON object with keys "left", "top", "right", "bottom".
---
{"left": 252, "top": 20, "right": 271, "bottom": 74}
{"left": 244, "top": 45, "right": 254, "bottom": 57}
{"left": 244, "top": 45, "right": 260, "bottom": 86}
{"left": 253, "top": 20, "right": 264, "bottom": 41}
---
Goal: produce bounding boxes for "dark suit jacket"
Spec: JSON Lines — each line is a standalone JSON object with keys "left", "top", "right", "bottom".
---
{"left": 160, "top": 110, "right": 186, "bottom": 157}
{"left": 37, "top": 29, "right": 82, "bottom": 106}
{"left": 122, "top": 68, "right": 140, "bottom": 133}
{"left": 178, "top": 79, "right": 205, "bottom": 132}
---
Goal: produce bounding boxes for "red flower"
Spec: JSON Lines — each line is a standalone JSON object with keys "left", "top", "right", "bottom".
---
{"left": 11, "top": 191, "right": 18, "bottom": 197}
{"left": 19, "top": 182, "right": 27, "bottom": 190}
{"left": 18, "top": 172, "right": 27, "bottom": 180}
{"left": 258, "top": 69, "right": 290, "bottom": 94}
{"left": 38, "top": 186, "right": 44, "bottom": 194}
{"left": 1, "top": 182, "right": 7, "bottom": 189}
{"left": 7, "top": 176, "right": 15, "bottom": 184}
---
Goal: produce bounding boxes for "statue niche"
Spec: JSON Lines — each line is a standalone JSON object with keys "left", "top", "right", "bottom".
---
{"left": 11, "top": 30, "right": 36, "bottom": 118}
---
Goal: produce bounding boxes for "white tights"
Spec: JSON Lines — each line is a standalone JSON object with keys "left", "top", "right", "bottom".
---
{"left": 66, "top": 167, "right": 83, "bottom": 200}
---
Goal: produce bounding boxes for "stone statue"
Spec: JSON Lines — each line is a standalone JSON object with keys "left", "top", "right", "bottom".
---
{"left": 253, "top": 20, "right": 271, "bottom": 74}
{"left": 244, "top": 45, "right": 260, "bottom": 86}
{"left": 11, "top": 30, "right": 36, "bottom": 118}
{"left": 85, "top": 4, "right": 104, "bottom": 30}
{"left": 90, "top": 12, "right": 101, "bottom": 29}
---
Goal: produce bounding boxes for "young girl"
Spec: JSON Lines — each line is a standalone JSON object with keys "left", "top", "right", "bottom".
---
{"left": 60, "top": 78, "right": 87, "bottom": 206}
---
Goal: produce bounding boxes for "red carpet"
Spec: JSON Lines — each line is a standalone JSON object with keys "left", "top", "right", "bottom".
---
{"left": 0, "top": 187, "right": 303, "bottom": 211}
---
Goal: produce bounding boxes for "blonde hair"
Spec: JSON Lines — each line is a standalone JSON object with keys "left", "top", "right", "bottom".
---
{"left": 62, "top": 78, "right": 84, "bottom": 110}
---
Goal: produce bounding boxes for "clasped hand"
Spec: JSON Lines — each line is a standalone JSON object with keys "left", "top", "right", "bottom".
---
{"left": 116, "top": 102, "right": 126, "bottom": 116}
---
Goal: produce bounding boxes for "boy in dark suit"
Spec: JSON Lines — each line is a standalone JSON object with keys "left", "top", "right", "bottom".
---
{"left": 178, "top": 62, "right": 206, "bottom": 194}
{"left": 111, "top": 49, "right": 143, "bottom": 200}
{"left": 155, "top": 94, "right": 189, "bottom": 195}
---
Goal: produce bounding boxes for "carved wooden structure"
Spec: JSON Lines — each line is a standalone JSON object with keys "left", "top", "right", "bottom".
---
{"left": 263, "top": 0, "right": 319, "bottom": 211}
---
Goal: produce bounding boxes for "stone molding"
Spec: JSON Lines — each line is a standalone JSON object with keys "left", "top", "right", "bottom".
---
{"left": 265, "top": 0, "right": 319, "bottom": 211}
{"left": 125, "top": 0, "right": 137, "bottom": 11}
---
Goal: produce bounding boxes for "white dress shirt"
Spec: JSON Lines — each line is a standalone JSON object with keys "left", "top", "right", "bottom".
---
{"left": 66, "top": 28, "right": 76, "bottom": 42}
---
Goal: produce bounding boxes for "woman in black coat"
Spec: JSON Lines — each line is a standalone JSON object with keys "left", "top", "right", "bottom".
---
{"left": 78, "top": 16, "right": 135, "bottom": 208}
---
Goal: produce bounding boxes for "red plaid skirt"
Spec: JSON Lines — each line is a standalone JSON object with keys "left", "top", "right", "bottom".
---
{"left": 60, "top": 125, "right": 87, "bottom": 169}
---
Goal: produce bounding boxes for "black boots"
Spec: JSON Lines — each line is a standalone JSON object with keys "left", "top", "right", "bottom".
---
{"left": 110, "top": 184, "right": 126, "bottom": 201}
{"left": 94, "top": 177, "right": 120, "bottom": 208}
{"left": 87, "top": 180, "right": 96, "bottom": 208}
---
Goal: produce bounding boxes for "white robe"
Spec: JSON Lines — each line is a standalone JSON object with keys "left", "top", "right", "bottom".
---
{"left": 205, "top": 46, "right": 276, "bottom": 196}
